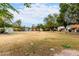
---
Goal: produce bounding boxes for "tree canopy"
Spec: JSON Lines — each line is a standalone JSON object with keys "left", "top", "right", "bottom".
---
{"left": 58, "top": 3, "right": 79, "bottom": 26}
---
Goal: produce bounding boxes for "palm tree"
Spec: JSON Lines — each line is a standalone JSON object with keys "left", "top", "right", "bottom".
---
{"left": 0, "top": 3, "right": 31, "bottom": 27}
{"left": 0, "top": 3, "right": 18, "bottom": 12}
{"left": 0, "top": 3, "right": 31, "bottom": 33}
{"left": 0, "top": 9, "right": 14, "bottom": 27}
{"left": 0, "top": 3, "right": 19, "bottom": 28}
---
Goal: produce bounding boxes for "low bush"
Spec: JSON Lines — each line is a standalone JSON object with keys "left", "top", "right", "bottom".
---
{"left": 62, "top": 44, "right": 72, "bottom": 49}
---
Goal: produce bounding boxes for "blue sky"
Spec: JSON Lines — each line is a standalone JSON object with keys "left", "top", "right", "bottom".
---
{"left": 10, "top": 3, "right": 60, "bottom": 27}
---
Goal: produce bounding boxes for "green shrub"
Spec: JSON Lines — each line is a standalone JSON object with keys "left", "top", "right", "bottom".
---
{"left": 62, "top": 44, "right": 72, "bottom": 49}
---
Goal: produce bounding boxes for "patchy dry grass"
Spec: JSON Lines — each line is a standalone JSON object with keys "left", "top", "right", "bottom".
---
{"left": 0, "top": 31, "right": 79, "bottom": 56}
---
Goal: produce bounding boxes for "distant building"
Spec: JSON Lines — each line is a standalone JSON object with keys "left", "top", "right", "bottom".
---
{"left": 4, "top": 27, "right": 14, "bottom": 33}
{"left": 0, "top": 27, "right": 14, "bottom": 33}
{"left": 71, "top": 24, "right": 79, "bottom": 32}
{"left": 66, "top": 22, "right": 79, "bottom": 32}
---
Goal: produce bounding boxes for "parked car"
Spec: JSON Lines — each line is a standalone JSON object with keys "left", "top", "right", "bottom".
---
{"left": 71, "top": 24, "right": 79, "bottom": 32}
{"left": 0, "top": 28, "right": 5, "bottom": 33}
{"left": 66, "top": 24, "right": 79, "bottom": 32}
{"left": 66, "top": 25, "right": 72, "bottom": 32}
{"left": 58, "top": 26, "right": 65, "bottom": 32}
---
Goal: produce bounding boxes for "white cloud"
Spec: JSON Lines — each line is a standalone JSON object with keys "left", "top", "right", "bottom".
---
{"left": 10, "top": 4, "right": 59, "bottom": 27}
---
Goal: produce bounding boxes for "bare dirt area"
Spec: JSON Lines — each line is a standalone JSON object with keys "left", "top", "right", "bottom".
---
{"left": 54, "top": 49, "right": 79, "bottom": 56}
{"left": 0, "top": 31, "right": 79, "bottom": 56}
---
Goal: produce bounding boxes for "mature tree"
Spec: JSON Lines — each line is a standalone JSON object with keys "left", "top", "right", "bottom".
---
{"left": 14, "top": 19, "right": 22, "bottom": 27}
{"left": 13, "top": 19, "right": 26, "bottom": 31}
{"left": 36, "top": 24, "right": 44, "bottom": 31}
{"left": 65, "top": 4, "right": 79, "bottom": 24}
{"left": 57, "top": 3, "right": 69, "bottom": 27}
{"left": 44, "top": 14, "right": 58, "bottom": 31}
{"left": 58, "top": 3, "right": 79, "bottom": 27}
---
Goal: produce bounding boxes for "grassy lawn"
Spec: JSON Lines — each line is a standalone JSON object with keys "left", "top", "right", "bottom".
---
{"left": 0, "top": 31, "right": 79, "bottom": 56}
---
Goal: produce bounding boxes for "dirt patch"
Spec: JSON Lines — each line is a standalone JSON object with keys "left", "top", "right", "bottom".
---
{"left": 54, "top": 49, "right": 79, "bottom": 56}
